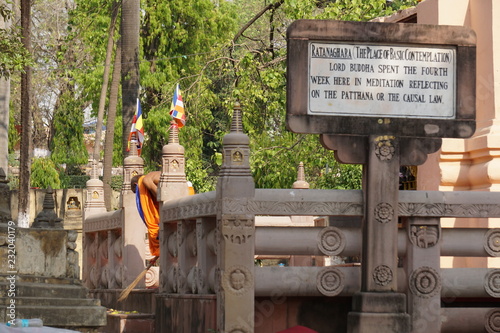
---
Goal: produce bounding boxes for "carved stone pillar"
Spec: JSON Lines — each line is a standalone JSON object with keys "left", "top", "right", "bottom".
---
{"left": 158, "top": 122, "right": 188, "bottom": 202}
{"left": 348, "top": 135, "right": 410, "bottom": 333}
{"left": 290, "top": 162, "right": 314, "bottom": 266}
{"left": 84, "top": 160, "right": 107, "bottom": 216}
{"left": 158, "top": 122, "right": 190, "bottom": 293}
{"left": 122, "top": 136, "right": 144, "bottom": 196}
{"left": 216, "top": 103, "right": 255, "bottom": 332}
{"left": 405, "top": 217, "right": 442, "bottom": 333}
{"left": 121, "top": 137, "right": 147, "bottom": 288}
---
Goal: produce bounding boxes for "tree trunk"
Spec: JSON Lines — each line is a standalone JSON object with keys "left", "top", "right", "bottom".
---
{"left": 0, "top": 0, "right": 11, "bottom": 223}
{"left": 121, "top": 0, "right": 140, "bottom": 158}
{"left": 103, "top": 40, "right": 121, "bottom": 211}
{"left": 18, "top": 0, "right": 31, "bottom": 228}
{"left": 93, "top": 0, "right": 120, "bottom": 163}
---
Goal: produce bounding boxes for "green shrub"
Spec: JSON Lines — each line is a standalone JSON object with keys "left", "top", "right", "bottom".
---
{"left": 30, "top": 157, "right": 61, "bottom": 189}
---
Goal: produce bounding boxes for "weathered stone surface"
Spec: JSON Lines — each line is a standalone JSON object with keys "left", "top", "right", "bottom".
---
{"left": 0, "top": 276, "right": 106, "bottom": 328}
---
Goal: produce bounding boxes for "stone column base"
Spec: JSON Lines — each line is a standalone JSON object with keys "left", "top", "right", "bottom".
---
{"left": 347, "top": 292, "right": 411, "bottom": 333}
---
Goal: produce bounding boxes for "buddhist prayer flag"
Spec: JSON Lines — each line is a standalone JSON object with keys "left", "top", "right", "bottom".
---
{"left": 127, "top": 98, "right": 145, "bottom": 154}
{"left": 169, "top": 83, "right": 186, "bottom": 128}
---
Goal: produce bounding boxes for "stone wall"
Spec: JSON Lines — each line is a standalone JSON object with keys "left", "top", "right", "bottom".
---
{"left": 7, "top": 188, "right": 120, "bottom": 276}
{"left": 0, "top": 224, "right": 79, "bottom": 279}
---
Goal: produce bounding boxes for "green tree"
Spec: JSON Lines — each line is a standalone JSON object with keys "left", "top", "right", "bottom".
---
{"left": 0, "top": 2, "right": 32, "bottom": 77}
{"left": 50, "top": 89, "right": 88, "bottom": 168}
{"left": 30, "top": 157, "right": 61, "bottom": 189}
{"left": 138, "top": 0, "right": 239, "bottom": 191}
{"left": 136, "top": 0, "right": 417, "bottom": 191}
{"left": 212, "top": 0, "right": 417, "bottom": 189}
{"left": 8, "top": 0, "right": 418, "bottom": 193}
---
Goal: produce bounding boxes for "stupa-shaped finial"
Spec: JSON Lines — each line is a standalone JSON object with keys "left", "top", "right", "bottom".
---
{"left": 129, "top": 132, "right": 139, "bottom": 157}
{"left": 169, "top": 121, "right": 180, "bottom": 144}
{"left": 32, "top": 186, "right": 63, "bottom": 228}
{"left": 230, "top": 102, "right": 243, "bottom": 133}
{"left": 90, "top": 159, "right": 99, "bottom": 180}
{"left": 292, "top": 162, "right": 310, "bottom": 189}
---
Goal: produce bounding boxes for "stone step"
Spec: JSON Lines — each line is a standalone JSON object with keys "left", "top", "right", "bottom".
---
{"left": 0, "top": 281, "right": 89, "bottom": 298}
{"left": 0, "top": 275, "right": 106, "bottom": 329}
{"left": 0, "top": 296, "right": 101, "bottom": 307}
{"left": 9, "top": 305, "right": 107, "bottom": 327}
{"left": 9, "top": 275, "right": 83, "bottom": 285}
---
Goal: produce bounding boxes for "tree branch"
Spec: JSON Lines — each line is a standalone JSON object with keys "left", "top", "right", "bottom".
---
{"left": 232, "top": 0, "right": 284, "bottom": 43}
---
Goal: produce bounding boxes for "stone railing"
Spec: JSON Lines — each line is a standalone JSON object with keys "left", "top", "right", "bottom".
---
{"left": 82, "top": 123, "right": 191, "bottom": 293}
{"left": 82, "top": 146, "right": 153, "bottom": 291}
{"left": 156, "top": 104, "right": 500, "bottom": 332}
{"left": 83, "top": 104, "right": 500, "bottom": 332}
{"left": 159, "top": 186, "right": 500, "bottom": 332}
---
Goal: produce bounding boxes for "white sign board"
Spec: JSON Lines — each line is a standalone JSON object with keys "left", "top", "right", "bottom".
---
{"left": 308, "top": 42, "right": 456, "bottom": 119}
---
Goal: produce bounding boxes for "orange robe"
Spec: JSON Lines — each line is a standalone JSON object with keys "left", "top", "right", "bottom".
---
{"left": 137, "top": 176, "right": 160, "bottom": 257}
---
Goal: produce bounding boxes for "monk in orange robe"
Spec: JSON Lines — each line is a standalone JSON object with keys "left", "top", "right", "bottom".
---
{"left": 131, "top": 171, "right": 161, "bottom": 257}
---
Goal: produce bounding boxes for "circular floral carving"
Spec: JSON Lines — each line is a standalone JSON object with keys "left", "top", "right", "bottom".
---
{"left": 484, "top": 229, "right": 500, "bottom": 257}
{"left": 409, "top": 267, "right": 441, "bottom": 298}
{"left": 374, "top": 137, "right": 395, "bottom": 161}
{"left": 145, "top": 266, "right": 159, "bottom": 289}
{"left": 374, "top": 203, "right": 393, "bottom": 224}
{"left": 485, "top": 269, "right": 500, "bottom": 298}
{"left": 223, "top": 265, "right": 252, "bottom": 295}
{"left": 317, "top": 267, "right": 344, "bottom": 296}
{"left": 485, "top": 309, "right": 500, "bottom": 333}
{"left": 373, "top": 265, "right": 393, "bottom": 286}
{"left": 318, "top": 227, "right": 345, "bottom": 256}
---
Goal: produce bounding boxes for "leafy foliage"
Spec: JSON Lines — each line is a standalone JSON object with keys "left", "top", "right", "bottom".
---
{"left": 0, "top": 4, "right": 33, "bottom": 77}
{"left": 8, "top": 110, "right": 19, "bottom": 154}
{"left": 138, "top": 0, "right": 239, "bottom": 187}
{"left": 30, "top": 157, "right": 61, "bottom": 189}
{"left": 50, "top": 89, "right": 89, "bottom": 167}
{"left": 7, "top": 0, "right": 419, "bottom": 191}
{"left": 135, "top": 0, "right": 418, "bottom": 191}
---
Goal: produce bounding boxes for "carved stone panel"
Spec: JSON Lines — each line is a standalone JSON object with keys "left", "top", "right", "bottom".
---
{"left": 223, "top": 266, "right": 253, "bottom": 296}
{"left": 484, "top": 269, "right": 500, "bottom": 298}
{"left": 485, "top": 308, "right": 500, "bottom": 333}
{"left": 317, "top": 267, "right": 345, "bottom": 296}
{"left": 374, "top": 202, "right": 394, "bottom": 224}
{"left": 484, "top": 229, "right": 500, "bottom": 257}
{"left": 409, "top": 266, "right": 441, "bottom": 298}
{"left": 317, "top": 226, "right": 345, "bottom": 256}
{"left": 374, "top": 136, "right": 396, "bottom": 161}
{"left": 373, "top": 265, "right": 393, "bottom": 286}
{"left": 409, "top": 225, "right": 440, "bottom": 249}
{"left": 222, "top": 215, "right": 254, "bottom": 245}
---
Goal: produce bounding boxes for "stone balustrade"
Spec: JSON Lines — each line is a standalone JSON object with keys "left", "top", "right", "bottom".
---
{"left": 156, "top": 103, "right": 499, "bottom": 332}
{"left": 83, "top": 143, "right": 152, "bottom": 291}
{"left": 83, "top": 104, "right": 500, "bottom": 332}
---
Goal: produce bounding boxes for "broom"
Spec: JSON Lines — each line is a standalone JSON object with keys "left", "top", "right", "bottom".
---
{"left": 118, "top": 256, "right": 159, "bottom": 302}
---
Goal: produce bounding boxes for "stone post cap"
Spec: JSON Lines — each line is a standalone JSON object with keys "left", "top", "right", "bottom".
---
{"left": 293, "top": 162, "right": 310, "bottom": 189}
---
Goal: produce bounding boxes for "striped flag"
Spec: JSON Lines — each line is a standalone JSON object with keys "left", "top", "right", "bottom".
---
{"left": 127, "top": 98, "right": 145, "bottom": 154}
{"left": 169, "top": 84, "right": 186, "bottom": 128}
